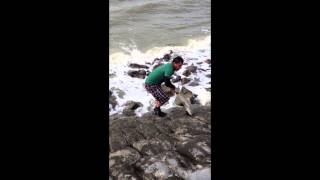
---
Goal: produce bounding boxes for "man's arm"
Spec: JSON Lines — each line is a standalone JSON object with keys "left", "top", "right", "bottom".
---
{"left": 164, "top": 76, "right": 175, "bottom": 89}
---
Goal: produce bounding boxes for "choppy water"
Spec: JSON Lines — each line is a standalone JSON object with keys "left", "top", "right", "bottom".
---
{"left": 109, "top": 0, "right": 211, "bottom": 55}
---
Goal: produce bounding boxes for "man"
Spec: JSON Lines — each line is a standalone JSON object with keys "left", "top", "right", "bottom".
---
{"left": 145, "top": 56, "right": 184, "bottom": 117}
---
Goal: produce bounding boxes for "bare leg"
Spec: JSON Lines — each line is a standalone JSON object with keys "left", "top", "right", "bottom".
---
{"left": 155, "top": 100, "right": 161, "bottom": 108}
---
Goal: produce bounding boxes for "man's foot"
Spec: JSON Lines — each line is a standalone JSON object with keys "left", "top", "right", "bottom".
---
{"left": 154, "top": 108, "right": 167, "bottom": 117}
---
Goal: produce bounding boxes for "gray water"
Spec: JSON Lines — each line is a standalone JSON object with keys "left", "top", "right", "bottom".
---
{"left": 109, "top": 0, "right": 211, "bottom": 54}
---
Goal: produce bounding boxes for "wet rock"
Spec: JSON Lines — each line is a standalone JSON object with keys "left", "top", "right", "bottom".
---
{"left": 109, "top": 90, "right": 118, "bottom": 110}
{"left": 129, "top": 63, "right": 149, "bottom": 69}
{"left": 163, "top": 54, "right": 171, "bottom": 61}
{"left": 190, "top": 94, "right": 200, "bottom": 104}
{"left": 183, "top": 64, "right": 198, "bottom": 77}
{"left": 109, "top": 104, "right": 212, "bottom": 180}
{"left": 172, "top": 75, "right": 181, "bottom": 83}
{"left": 198, "top": 68, "right": 207, "bottom": 72}
{"left": 205, "top": 74, "right": 211, "bottom": 78}
{"left": 189, "top": 81, "right": 199, "bottom": 86}
{"left": 109, "top": 73, "right": 116, "bottom": 78}
{"left": 181, "top": 78, "right": 191, "bottom": 85}
{"left": 186, "top": 64, "right": 197, "bottom": 73}
{"left": 205, "top": 88, "right": 211, "bottom": 92}
{"left": 152, "top": 58, "right": 161, "bottom": 65}
{"left": 124, "top": 101, "right": 143, "bottom": 109}
{"left": 196, "top": 62, "right": 203, "bottom": 65}
{"left": 182, "top": 70, "right": 191, "bottom": 77}
{"left": 122, "top": 101, "right": 143, "bottom": 116}
{"left": 194, "top": 77, "right": 200, "bottom": 82}
{"left": 204, "top": 59, "right": 211, "bottom": 64}
{"left": 111, "top": 88, "right": 126, "bottom": 99}
{"left": 128, "top": 70, "right": 147, "bottom": 79}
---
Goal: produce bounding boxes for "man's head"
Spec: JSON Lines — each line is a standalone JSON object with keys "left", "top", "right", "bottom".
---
{"left": 172, "top": 56, "right": 184, "bottom": 71}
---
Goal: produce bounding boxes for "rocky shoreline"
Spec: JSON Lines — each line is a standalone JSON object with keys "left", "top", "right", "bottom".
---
{"left": 109, "top": 104, "right": 213, "bottom": 180}
{"left": 109, "top": 50, "right": 213, "bottom": 179}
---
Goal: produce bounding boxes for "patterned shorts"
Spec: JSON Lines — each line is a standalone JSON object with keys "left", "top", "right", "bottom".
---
{"left": 145, "top": 83, "right": 169, "bottom": 106}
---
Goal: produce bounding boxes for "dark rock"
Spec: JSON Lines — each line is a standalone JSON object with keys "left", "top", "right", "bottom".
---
{"left": 163, "top": 54, "right": 171, "bottom": 61}
{"left": 181, "top": 78, "right": 191, "bottom": 85}
{"left": 172, "top": 75, "right": 181, "bottom": 83}
{"left": 109, "top": 90, "right": 118, "bottom": 110}
{"left": 182, "top": 70, "right": 191, "bottom": 77}
{"left": 109, "top": 73, "right": 116, "bottom": 78}
{"left": 186, "top": 64, "right": 197, "bottom": 73}
{"left": 124, "top": 101, "right": 143, "bottom": 110}
{"left": 182, "top": 64, "right": 198, "bottom": 77}
{"left": 198, "top": 68, "right": 207, "bottom": 72}
{"left": 190, "top": 94, "right": 200, "bottom": 104}
{"left": 111, "top": 88, "right": 126, "bottom": 99}
{"left": 183, "top": 63, "right": 188, "bottom": 65}
{"left": 109, "top": 105, "right": 212, "bottom": 180}
{"left": 128, "top": 70, "right": 146, "bottom": 79}
{"left": 152, "top": 58, "right": 161, "bottom": 65}
{"left": 205, "top": 74, "right": 211, "bottom": 78}
{"left": 194, "top": 77, "right": 200, "bottom": 82}
{"left": 204, "top": 59, "right": 211, "bottom": 64}
{"left": 129, "top": 63, "right": 149, "bottom": 69}
{"left": 189, "top": 81, "right": 199, "bottom": 86}
{"left": 122, "top": 101, "right": 143, "bottom": 116}
{"left": 196, "top": 62, "right": 203, "bottom": 65}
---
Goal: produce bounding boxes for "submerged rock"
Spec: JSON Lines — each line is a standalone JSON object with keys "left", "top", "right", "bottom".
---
{"left": 182, "top": 69, "right": 191, "bottom": 77}
{"left": 128, "top": 70, "right": 147, "bottom": 79}
{"left": 205, "top": 59, "right": 211, "bottom": 64}
{"left": 189, "top": 81, "right": 200, "bottom": 86}
{"left": 181, "top": 78, "right": 191, "bottom": 85}
{"left": 186, "top": 64, "right": 197, "bottom": 73}
{"left": 129, "top": 63, "right": 149, "bottom": 69}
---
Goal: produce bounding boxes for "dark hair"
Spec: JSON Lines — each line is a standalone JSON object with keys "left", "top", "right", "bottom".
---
{"left": 172, "top": 56, "right": 184, "bottom": 64}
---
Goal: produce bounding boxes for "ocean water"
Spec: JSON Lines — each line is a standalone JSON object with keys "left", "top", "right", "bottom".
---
{"left": 109, "top": 0, "right": 212, "bottom": 116}
{"left": 110, "top": 0, "right": 211, "bottom": 54}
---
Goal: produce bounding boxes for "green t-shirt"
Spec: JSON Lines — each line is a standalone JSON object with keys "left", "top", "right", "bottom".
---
{"left": 145, "top": 63, "right": 174, "bottom": 85}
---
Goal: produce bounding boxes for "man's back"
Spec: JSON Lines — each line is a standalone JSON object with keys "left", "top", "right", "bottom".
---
{"left": 145, "top": 63, "right": 174, "bottom": 85}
